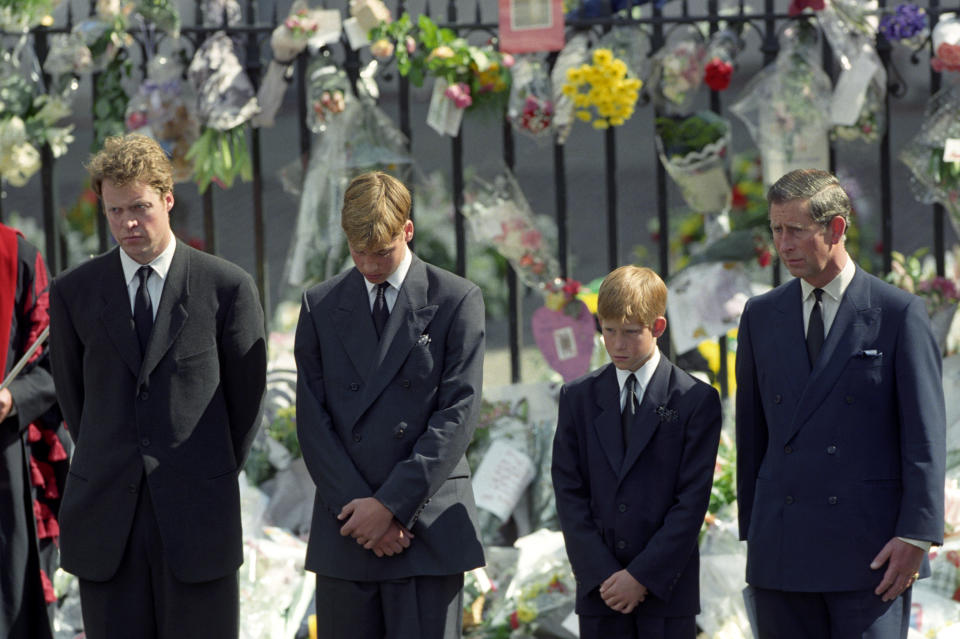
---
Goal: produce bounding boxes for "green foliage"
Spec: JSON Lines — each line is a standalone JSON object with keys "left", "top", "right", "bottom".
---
{"left": 185, "top": 125, "right": 252, "bottom": 193}
{"left": 655, "top": 111, "right": 728, "bottom": 158}
{"left": 93, "top": 55, "right": 132, "bottom": 151}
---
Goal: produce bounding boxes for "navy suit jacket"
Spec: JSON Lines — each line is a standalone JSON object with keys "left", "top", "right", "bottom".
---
{"left": 735, "top": 266, "right": 945, "bottom": 592}
{"left": 552, "top": 356, "right": 722, "bottom": 618}
{"left": 294, "top": 254, "right": 485, "bottom": 580}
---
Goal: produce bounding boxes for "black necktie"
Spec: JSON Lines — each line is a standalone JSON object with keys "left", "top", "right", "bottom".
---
{"left": 134, "top": 266, "right": 153, "bottom": 355}
{"left": 806, "top": 288, "right": 825, "bottom": 367}
{"left": 372, "top": 282, "right": 390, "bottom": 339}
{"left": 621, "top": 374, "right": 638, "bottom": 448}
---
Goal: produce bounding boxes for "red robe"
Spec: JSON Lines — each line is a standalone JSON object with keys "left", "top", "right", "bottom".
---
{"left": 0, "top": 223, "right": 66, "bottom": 639}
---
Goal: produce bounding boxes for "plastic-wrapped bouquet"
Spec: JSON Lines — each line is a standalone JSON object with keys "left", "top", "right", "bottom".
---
{"left": 649, "top": 25, "right": 705, "bottom": 115}
{"left": 507, "top": 55, "right": 554, "bottom": 139}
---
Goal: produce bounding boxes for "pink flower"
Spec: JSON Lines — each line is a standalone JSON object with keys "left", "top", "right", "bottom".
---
{"left": 444, "top": 82, "right": 472, "bottom": 109}
{"left": 502, "top": 53, "right": 515, "bottom": 68}
{"left": 370, "top": 39, "right": 394, "bottom": 59}
{"left": 405, "top": 35, "right": 416, "bottom": 55}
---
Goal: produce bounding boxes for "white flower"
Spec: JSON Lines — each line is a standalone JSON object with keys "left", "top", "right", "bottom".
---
{"left": 34, "top": 95, "right": 71, "bottom": 126}
{"left": 47, "top": 126, "right": 75, "bottom": 158}
{"left": 0, "top": 142, "right": 42, "bottom": 187}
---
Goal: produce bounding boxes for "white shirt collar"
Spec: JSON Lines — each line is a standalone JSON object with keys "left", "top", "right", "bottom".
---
{"left": 800, "top": 256, "right": 855, "bottom": 303}
{"left": 363, "top": 244, "right": 412, "bottom": 296}
{"left": 119, "top": 233, "right": 176, "bottom": 285}
{"left": 615, "top": 346, "right": 661, "bottom": 394}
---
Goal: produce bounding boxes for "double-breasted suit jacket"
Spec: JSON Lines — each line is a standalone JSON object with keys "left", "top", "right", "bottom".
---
{"left": 736, "top": 266, "right": 945, "bottom": 592}
{"left": 294, "top": 254, "right": 485, "bottom": 580}
{"left": 552, "top": 356, "right": 722, "bottom": 618}
{"left": 49, "top": 241, "right": 267, "bottom": 583}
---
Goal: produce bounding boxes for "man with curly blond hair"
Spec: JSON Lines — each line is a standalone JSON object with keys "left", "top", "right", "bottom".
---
{"left": 49, "top": 134, "right": 266, "bottom": 639}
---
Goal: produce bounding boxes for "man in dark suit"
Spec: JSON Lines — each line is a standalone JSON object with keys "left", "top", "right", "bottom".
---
{"left": 295, "top": 171, "right": 485, "bottom": 639}
{"left": 736, "top": 169, "right": 946, "bottom": 638}
{"left": 552, "top": 265, "right": 722, "bottom": 639}
{"left": 49, "top": 134, "right": 267, "bottom": 639}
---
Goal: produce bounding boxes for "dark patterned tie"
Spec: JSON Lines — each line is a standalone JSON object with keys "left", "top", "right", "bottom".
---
{"left": 372, "top": 282, "right": 390, "bottom": 339}
{"left": 806, "top": 288, "right": 825, "bottom": 367}
{"left": 621, "top": 374, "right": 638, "bottom": 448}
{"left": 134, "top": 266, "right": 153, "bottom": 355}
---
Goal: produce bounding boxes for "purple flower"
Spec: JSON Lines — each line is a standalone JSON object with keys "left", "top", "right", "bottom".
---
{"left": 879, "top": 4, "right": 927, "bottom": 42}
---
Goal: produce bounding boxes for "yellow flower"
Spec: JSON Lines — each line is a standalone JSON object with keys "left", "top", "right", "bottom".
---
{"left": 610, "top": 59, "right": 627, "bottom": 77}
{"left": 517, "top": 604, "right": 537, "bottom": 623}
{"left": 562, "top": 83, "right": 577, "bottom": 97}
{"left": 575, "top": 110, "right": 592, "bottom": 122}
{"left": 593, "top": 119, "right": 609, "bottom": 129}
{"left": 593, "top": 48, "right": 613, "bottom": 65}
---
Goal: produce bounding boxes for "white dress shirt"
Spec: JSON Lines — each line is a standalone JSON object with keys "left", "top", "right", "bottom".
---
{"left": 615, "top": 347, "right": 661, "bottom": 412}
{"left": 119, "top": 233, "right": 176, "bottom": 321}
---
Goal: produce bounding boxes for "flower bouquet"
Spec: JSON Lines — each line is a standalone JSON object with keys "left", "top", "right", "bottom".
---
{"left": 730, "top": 21, "right": 831, "bottom": 187}
{"left": 932, "top": 13, "right": 960, "bottom": 73}
{"left": 507, "top": 55, "right": 554, "bottom": 140}
{"left": 703, "top": 29, "right": 742, "bottom": 92}
{"left": 899, "top": 87, "right": 960, "bottom": 239}
{"left": 42, "top": 32, "right": 92, "bottom": 97}
{"left": 655, "top": 111, "right": 732, "bottom": 240}
{"left": 305, "top": 55, "right": 351, "bottom": 134}
{"left": 887, "top": 246, "right": 960, "bottom": 356}
{"left": 561, "top": 46, "right": 642, "bottom": 130}
{"left": 186, "top": 31, "right": 260, "bottom": 192}
{"left": 125, "top": 56, "right": 199, "bottom": 182}
{"left": 648, "top": 25, "right": 706, "bottom": 116}
{"left": 879, "top": 3, "right": 928, "bottom": 50}
{"left": 550, "top": 33, "right": 589, "bottom": 144}
{"left": 253, "top": 1, "right": 341, "bottom": 128}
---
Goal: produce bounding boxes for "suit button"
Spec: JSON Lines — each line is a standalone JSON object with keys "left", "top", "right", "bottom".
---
{"left": 785, "top": 496, "right": 794, "bottom": 505}
{"left": 827, "top": 445, "right": 837, "bottom": 454}
{"left": 128, "top": 483, "right": 137, "bottom": 493}
{"left": 845, "top": 395, "right": 854, "bottom": 404}
{"left": 353, "top": 434, "right": 362, "bottom": 443}
{"left": 618, "top": 503, "right": 627, "bottom": 513}
{"left": 139, "top": 391, "right": 149, "bottom": 400}
{"left": 774, "top": 394, "right": 782, "bottom": 404}
{"left": 140, "top": 438, "right": 150, "bottom": 447}
{"left": 349, "top": 383, "right": 360, "bottom": 392}
{"left": 784, "top": 445, "right": 793, "bottom": 454}
{"left": 828, "top": 496, "right": 839, "bottom": 505}
{"left": 616, "top": 540, "right": 626, "bottom": 550}
{"left": 401, "top": 379, "right": 411, "bottom": 388}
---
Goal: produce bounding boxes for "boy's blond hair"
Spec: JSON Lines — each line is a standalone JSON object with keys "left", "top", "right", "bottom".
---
{"left": 597, "top": 266, "right": 667, "bottom": 327}
{"left": 86, "top": 134, "right": 174, "bottom": 199}
{"left": 341, "top": 172, "right": 411, "bottom": 250}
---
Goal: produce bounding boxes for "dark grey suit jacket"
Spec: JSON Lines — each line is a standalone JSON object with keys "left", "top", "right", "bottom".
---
{"left": 294, "top": 254, "right": 485, "bottom": 580}
{"left": 736, "top": 266, "right": 945, "bottom": 592}
{"left": 49, "top": 241, "right": 266, "bottom": 583}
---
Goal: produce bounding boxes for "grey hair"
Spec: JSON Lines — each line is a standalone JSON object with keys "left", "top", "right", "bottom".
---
{"left": 767, "top": 169, "right": 851, "bottom": 228}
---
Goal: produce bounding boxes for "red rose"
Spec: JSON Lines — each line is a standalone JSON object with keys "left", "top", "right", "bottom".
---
{"left": 509, "top": 611, "right": 520, "bottom": 629}
{"left": 788, "top": 0, "right": 825, "bottom": 16}
{"left": 704, "top": 58, "right": 734, "bottom": 91}
{"left": 731, "top": 185, "right": 748, "bottom": 210}
{"left": 757, "top": 248, "right": 772, "bottom": 268}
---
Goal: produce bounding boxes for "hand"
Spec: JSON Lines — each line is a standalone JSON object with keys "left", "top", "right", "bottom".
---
{"left": 599, "top": 569, "right": 647, "bottom": 614}
{"left": 870, "top": 537, "right": 925, "bottom": 602}
{"left": 0, "top": 388, "right": 12, "bottom": 422}
{"left": 371, "top": 520, "right": 415, "bottom": 557}
{"left": 338, "top": 497, "right": 394, "bottom": 550}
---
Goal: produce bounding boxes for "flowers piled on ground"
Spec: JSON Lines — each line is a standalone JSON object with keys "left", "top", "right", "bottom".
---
{"left": 0, "top": 70, "right": 74, "bottom": 187}
{"left": 369, "top": 13, "right": 512, "bottom": 114}
{"left": 561, "top": 48, "right": 641, "bottom": 129}
{"left": 879, "top": 3, "right": 927, "bottom": 47}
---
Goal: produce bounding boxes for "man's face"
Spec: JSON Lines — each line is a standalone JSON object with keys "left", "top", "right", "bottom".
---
{"left": 102, "top": 179, "right": 173, "bottom": 265}
{"left": 600, "top": 317, "right": 663, "bottom": 372}
{"left": 769, "top": 199, "right": 844, "bottom": 288}
{"left": 349, "top": 220, "right": 414, "bottom": 284}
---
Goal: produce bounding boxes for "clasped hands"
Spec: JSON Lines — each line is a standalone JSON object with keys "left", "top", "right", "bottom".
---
{"left": 599, "top": 569, "right": 648, "bottom": 615}
{"left": 338, "top": 497, "right": 414, "bottom": 558}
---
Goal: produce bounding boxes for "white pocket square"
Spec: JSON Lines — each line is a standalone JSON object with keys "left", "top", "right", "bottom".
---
{"left": 417, "top": 334, "right": 431, "bottom": 346}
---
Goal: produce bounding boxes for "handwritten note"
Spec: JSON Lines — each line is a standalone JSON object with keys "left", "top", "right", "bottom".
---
{"left": 472, "top": 439, "right": 536, "bottom": 521}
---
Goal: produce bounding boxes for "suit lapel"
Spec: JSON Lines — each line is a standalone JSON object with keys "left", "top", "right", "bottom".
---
{"left": 620, "top": 356, "right": 671, "bottom": 480}
{"left": 788, "top": 267, "right": 879, "bottom": 440}
{"left": 772, "top": 279, "right": 811, "bottom": 400}
{"left": 331, "top": 269, "right": 379, "bottom": 382}
{"left": 591, "top": 365, "right": 624, "bottom": 474}
{"left": 139, "top": 241, "right": 189, "bottom": 384}
{"left": 99, "top": 249, "right": 142, "bottom": 378}
{"left": 351, "top": 257, "right": 437, "bottom": 425}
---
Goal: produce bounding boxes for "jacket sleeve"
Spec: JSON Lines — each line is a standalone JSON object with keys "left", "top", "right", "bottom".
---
{"left": 373, "top": 285, "right": 485, "bottom": 530}
{"left": 219, "top": 275, "right": 267, "bottom": 469}
{"left": 735, "top": 300, "right": 767, "bottom": 541}
{"left": 551, "top": 384, "right": 624, "bottom": 595}
{"left": 625, "top": 385, "right": 722, "bottom": 601}
{"left": 294, "top": 293, "right": 374, "bottom": 514}
{"left": 893, "top": 296, "right": 946, "bottom": 544}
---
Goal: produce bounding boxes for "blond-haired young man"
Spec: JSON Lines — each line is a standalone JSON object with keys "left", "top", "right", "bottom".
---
{"left": 552, "top": 265, "right": 721, "bottom": 639}
{"left": 295, "top": 171, "right": 486, "bottom": 639}
{"left": 49, "top": 133, "right": 266, "bottom": 639}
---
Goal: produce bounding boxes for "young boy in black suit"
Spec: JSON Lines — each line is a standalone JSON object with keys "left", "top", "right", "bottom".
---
{"left": 552, "top": 265, "right": 722, "bottom": 639}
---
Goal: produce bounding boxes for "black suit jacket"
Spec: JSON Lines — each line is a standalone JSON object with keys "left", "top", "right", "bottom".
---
{"left": 552, "top": 356, "right": 722, "bottom": 618}
{"left": 736, "top": 266, "right": 945, "bottom": 591}
{"left": 49, "top": 241, "right": 266, "bottom": 583}
{"left": 294, "top": 254, "right": 486, "bottom": 580}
